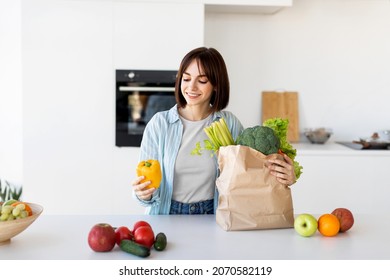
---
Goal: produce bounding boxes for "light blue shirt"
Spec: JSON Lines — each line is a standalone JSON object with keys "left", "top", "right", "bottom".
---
{"left": 135, "top": 104, "right": 244, "bottom": 215}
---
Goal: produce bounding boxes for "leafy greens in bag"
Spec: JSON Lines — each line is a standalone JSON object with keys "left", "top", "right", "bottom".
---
{"left": 191, "top": 117, "right": 303, "bottom": 180}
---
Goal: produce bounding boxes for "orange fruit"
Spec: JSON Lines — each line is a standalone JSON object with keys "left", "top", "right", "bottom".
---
{"left": 318, "top": 214, "right": 340, "bottom": 237}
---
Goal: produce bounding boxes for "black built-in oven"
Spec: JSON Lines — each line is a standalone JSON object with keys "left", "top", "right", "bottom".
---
{"left": 115, "top": 70, "right": 177, "bottom": 147}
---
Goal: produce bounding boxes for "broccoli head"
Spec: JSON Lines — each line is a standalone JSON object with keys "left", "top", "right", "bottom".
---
{"left": 236, "top": 126, "right": 280, "bottom": 155}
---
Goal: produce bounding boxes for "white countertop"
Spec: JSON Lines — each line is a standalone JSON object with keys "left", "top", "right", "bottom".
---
{"left": 1, "top": 214, "right": 389, "bottom": 260}
{"left": 293, "top": 142, "right": 390, "bottom": 156}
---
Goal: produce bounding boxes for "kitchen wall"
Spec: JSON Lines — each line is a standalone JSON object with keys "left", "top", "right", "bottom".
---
{"left": 0, "top": 0, "right": 23, "bottom": 185}
{"left": 205, "top": 0, "right": 390, "bottom": 140}
{"left": 1, "top": 0, "right": 390, "bottom": 215}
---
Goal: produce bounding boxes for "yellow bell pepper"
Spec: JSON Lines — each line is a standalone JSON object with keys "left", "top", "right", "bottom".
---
{"left": 136, "top": 159, "right": 162, "bottom": 189}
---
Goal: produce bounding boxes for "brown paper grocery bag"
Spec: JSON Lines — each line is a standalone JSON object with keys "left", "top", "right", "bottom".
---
{"left": 216, "top": 145, "right": 294, "bottom": 231}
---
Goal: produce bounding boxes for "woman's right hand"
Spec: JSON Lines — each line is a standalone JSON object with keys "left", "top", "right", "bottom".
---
{"left": 132, "top": 176, "right": 156, "bottom": 201}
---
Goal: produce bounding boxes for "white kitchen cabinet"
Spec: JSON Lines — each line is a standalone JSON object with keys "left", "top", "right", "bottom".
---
{"left": 22, "top": 0, "right": 116, "bottom": 215}
{"left": 111, "top": 0, "right": 292, "bottom": 14}
{"left": 204, "top": 0, "right": 292, "bottom": 14}
{"left": 113, "top": 1, "right": 204, "bottom": 70}
{"left": 291, "top": 143, "right": 390, "bottom": 215}
{"left": 0, "top": 0, "right": 23, "bottom": 183}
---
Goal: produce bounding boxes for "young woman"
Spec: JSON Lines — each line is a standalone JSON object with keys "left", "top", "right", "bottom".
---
{"left": 132, "top": 47, "right": 296, "bottom": 215}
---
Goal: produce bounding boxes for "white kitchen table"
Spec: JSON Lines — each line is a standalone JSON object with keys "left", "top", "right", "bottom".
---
{"left": 0, "top": 213, "right": 389, "bottom": 260}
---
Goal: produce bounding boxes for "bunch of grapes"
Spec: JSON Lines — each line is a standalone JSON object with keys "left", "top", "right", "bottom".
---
{"left": 0, "top": 203, "right": 29, "bottom": 221}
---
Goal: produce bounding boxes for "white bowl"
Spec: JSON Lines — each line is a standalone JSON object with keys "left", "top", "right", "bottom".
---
{"left": 304, "top": 128, "right": 333, "bottom": 144}
{"left": 0, "top": 202, "right": 43, "bottom": 245}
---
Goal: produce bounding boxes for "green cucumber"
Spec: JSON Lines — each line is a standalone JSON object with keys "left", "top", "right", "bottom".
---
{"left": 153, "top": 232, "right": 167, "bottom": 251}
{"left": 120, "top": 239, "right": 150, "bottom": 258}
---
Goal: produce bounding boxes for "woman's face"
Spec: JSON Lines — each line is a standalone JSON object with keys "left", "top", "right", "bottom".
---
{"left": 180, "top": 59, "right": 214, "bottom": 108}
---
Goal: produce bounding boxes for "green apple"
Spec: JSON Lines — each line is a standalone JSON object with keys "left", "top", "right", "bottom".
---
{"left": 3, "top": 199, "right": 18, "bottom": 206}
{"left": 294, "top": 213, "right": 318, "bottom": 237}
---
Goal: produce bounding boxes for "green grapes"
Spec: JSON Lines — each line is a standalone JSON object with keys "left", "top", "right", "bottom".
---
{"left": 0, "top": 203, "right": 29, "bottom": 221}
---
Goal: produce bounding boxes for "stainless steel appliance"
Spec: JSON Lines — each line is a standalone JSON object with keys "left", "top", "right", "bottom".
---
{"left": 116, "top": 69, "right": 177, "bottom": 147}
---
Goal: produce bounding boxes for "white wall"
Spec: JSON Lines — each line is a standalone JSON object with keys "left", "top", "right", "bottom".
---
{"left": 0, "top": 0, "right": 23, "bottom": 186}
{"left": 205, "top": 0, "right": 390, "bottom": 141}
{"left": 1, "top": 0, "right": 390, "bottom": 215}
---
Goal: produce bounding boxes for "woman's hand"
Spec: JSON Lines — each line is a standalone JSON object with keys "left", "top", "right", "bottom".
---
{"left": 132, "top": 176, "right": 156, "bottom": 201}
{"left": 267, "top": 153, "right": 296, "bottom": 186}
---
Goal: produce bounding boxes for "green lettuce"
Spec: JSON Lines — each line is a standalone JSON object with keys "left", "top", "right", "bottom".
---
{"left": 263, "top": 118, "right": 303, "bottom": 180}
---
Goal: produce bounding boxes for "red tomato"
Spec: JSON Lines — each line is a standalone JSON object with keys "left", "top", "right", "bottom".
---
{"left": 133, "top": 220, "right": 152, "bottom": 232}
{"left": 115, "top": 226, "right": 134, "bottom": 246}
{"left": 133, "top": 226, "right": 155, "bottom": 248}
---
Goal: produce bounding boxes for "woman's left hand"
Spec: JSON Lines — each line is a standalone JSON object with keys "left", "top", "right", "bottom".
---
{"left": 267, "top": 153, "right": 296, "bottom": 186}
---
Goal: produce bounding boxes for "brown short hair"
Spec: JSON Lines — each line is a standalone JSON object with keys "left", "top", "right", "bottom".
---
{"left": 175, "top": 47, "right": 229, "bottom": 112}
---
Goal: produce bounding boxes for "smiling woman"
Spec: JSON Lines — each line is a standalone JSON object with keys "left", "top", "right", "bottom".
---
{"left": 130, "top": 47, "right": 297, "bottom": 215}
{"left": 131, "top": 47, "right": 244, "bottom": 215}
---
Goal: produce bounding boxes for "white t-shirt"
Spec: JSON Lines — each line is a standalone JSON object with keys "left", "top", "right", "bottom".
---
{"left": 172, "top": 114, "right": 215, "bottom": 203}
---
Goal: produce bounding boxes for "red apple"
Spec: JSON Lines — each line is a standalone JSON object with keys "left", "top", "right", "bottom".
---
{"left": 88, "top": 223, "right": 116, "bottom": 252}
{"left": 331, "top": 208, "right": 354, "bottom": 232}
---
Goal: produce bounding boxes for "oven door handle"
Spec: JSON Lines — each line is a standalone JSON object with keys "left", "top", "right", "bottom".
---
{"left": 119, "top": 86, "right": 175, "bottom": 92}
